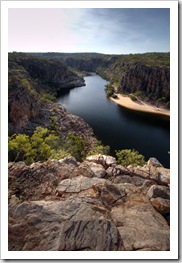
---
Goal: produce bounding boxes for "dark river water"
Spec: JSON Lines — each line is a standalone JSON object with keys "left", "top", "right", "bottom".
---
{"left": 57, "top": 73, "right": 170, "bottom": 168}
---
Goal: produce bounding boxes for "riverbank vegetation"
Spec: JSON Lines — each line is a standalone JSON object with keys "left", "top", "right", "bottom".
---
{"left": 105, "top": 83, "right": 115, "bottom": 97}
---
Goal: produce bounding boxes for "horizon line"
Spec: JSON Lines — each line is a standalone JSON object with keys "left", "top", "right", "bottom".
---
{"left": 8, "top": 50, "right": 170, "bottom": 56}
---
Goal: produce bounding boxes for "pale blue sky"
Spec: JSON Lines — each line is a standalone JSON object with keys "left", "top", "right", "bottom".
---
{"left": 8, "top": 8, "right": 170, "bottom": 54}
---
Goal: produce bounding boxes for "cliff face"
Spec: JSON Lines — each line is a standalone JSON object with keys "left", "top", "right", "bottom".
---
{"left": 9, "top": 53, "right": 85, "bottom": 92}
{"left": 8, "top": 63, "right": 42, "bottom": 133}
{"left": 62, "top": 56, "right": 116, "bottom": 72}
{"left": 8, "top": 53, "right": 96, "bottom": 149}
{"left": 8, "top": 155, "right": 170, "bottom": 251}
{"left": 95, "top": 53, "right": 170, "bottom": 108}
{"left": 118, "top": 63, "right": 170, "bottom": 103}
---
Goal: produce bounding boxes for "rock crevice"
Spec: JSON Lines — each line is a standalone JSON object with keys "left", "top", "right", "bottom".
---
{"left": 9, "top": 155, "right": 170, "bottom": 251}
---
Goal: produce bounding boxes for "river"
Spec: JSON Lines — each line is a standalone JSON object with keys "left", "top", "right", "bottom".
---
{"left": 57, "top": 73, "right": 170, "bottom": 168}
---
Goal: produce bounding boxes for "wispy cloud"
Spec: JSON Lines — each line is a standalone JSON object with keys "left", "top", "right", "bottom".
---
{"left": 8, "top": 8, "right": 170, "bottom": 54}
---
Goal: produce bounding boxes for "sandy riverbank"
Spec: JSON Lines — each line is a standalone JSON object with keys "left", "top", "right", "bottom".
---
{"left": 110, "top": 94, "right": 170, "bottom": 117}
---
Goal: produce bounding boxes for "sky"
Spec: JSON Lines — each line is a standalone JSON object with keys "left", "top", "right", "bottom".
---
{"left": 8, "top": 8, "right": 170, "bottom": 55}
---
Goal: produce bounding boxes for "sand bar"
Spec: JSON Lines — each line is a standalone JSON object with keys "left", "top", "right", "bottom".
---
{"left": 110, "top": 94, "right": 170, "bottom": 117}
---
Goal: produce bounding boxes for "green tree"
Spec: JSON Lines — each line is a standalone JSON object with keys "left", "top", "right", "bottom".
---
{"left": 50, "top": 149, "right": 70, "bottom": 160}
{"left": 8, "top": 134, "right": 31, "bottom": 162}
{"left": 64, "top": 133, "right": 85, "bottom": 161}
{"left": 8, "top": 127, "right": 93, "bottom": 164}
{"left": 129, "top": 94, "right": 137, "bottom": 101}
{"left": 8, "top": 127, "right": 63, "bottom": 164}
{"left": 105, "top": 84, "right": 115, "bottom": 97}
{"left": 116, "top": 149, "right": 145, "bottom": 167}
{"left": 87, "top": 141, "right": 110, "bottom": 156}
{"left": 29, "top": 127, "right": 48, "bottom": 161}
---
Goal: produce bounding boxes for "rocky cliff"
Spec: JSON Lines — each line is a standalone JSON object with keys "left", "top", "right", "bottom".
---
{"left": 8, "top": 53, "right": 96, "bottom": 150}
{"left": 9, "top": 155, "right": 170, "bottom": 251}
{"left": 62, "top": 55, "right": 116, "bottom": 72}
{"left": 96, "top": 53, "right": 170, "bottom": 108}
{"left": 9, "top": 53, "right": 85, "bottom": 91}
{"left": 115, "top": 63, "right": 169, "bottom": 107}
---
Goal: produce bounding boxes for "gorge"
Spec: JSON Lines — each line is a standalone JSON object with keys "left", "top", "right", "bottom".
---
{"left": 8, "top": 52, "right": 170, "bottom": 251}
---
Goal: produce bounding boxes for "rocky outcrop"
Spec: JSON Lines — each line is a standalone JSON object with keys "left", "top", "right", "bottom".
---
{"left": 8, "top": 155, "right": 170, "bottom": 251}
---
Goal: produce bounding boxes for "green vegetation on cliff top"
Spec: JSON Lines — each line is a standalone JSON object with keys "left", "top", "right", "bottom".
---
{"left": 26, "top": 51, "right": 169, "bottom": 68}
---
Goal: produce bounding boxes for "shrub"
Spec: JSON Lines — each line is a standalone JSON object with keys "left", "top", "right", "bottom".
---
{"left": 105, "top": 84, "right": 115, "bottom": 97}
{"left": 40, "top": 91, "right": 56, "bottom": 102}
{"left": 111, "top": 94, "right": 118, "bottom": 99}
{"left": 21, "top": 79, "right": 36, "bottom": 96}
{"left": 8, "top": 127, "right": 63, "bottom": 164}
{"left": 129, "top": 94, "right": 137, "bottom": 101}
{"left": 166, "top": 101, "right": 170, "bottom": 108}
{"left": 8, "top": 134, "right": 31, "bottom": 163}
{"left": 87, "top": 141, "right": 110, "bottom": 156}
{"left": 64, "top": 133, "right": 85, "bottom": 162}
{"left": 134, "top": 90, "right": 142, "bottom": 97}
{"left": 115, "top": 149, "right": 145, "bottom": 167}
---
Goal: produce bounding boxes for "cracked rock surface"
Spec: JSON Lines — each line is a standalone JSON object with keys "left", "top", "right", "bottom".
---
{"left": 8, "top": 155, "right": 170, "bottom": 251}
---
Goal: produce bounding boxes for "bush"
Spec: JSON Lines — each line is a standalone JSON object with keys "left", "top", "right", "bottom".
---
{"left": 166, "top": 101, "right": 170, "bottom": 108}
{"left": 134, "top": 90, "right": 142, "bottom": 97}
{"left": 105, "top": 84, "right": 115, "bottom": 97}
{"left": 21, "top": 79, "right": 36, "bottom": 96}
{"left": 64, "top": 133, "right": 85, "bottom": 162}
{"left": 8, "top": 127, "right": 67, "bottom": 164}
{"left": 8, "top": 134, "right": 31, "bottom": 163}
{"left": 87, "top": 141, "right": 110, "bottom": 156}
{"left": 115, "top": 149, "right": 145, "bottom": 167}
{"left": 111, "top": 94, "right": 118, "bottom": 99}
{"left": 129, "top": 94, "right": 137, "bottom": 101}
{"left": 40, "top": 91, "right": 56, "bottom": 102}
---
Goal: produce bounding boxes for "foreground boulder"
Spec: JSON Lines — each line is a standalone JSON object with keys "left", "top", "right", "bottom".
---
{"left": 8, "top": 155, "right": 170, "bottom": 251}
